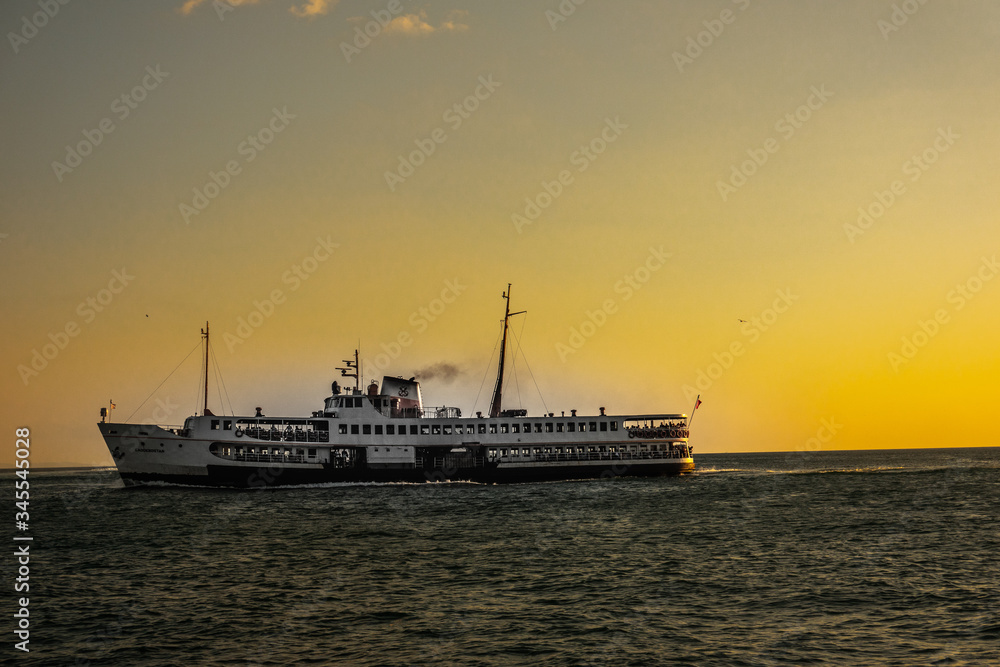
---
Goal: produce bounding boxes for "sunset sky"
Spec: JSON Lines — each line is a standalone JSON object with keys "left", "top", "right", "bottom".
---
{"left": 2, "top": 0, "right": 998, "bottom": 466}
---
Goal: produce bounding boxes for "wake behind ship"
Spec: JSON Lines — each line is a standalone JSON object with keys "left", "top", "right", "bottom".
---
{"left": 97, "top": 287, "right": 695, "bottom": 487}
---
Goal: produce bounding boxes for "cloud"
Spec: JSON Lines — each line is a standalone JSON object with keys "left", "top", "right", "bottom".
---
{"left": 178, "top": 0, "right": 338, "bottom": 18}
{"left": 384, "top": 12, "right": 435, "bottom": 35}
{"left": 290, "top": 0, "right": 336, "bottom": 18}
{"left": 440, "top": 9, "right": 470, "bottom": 33}
{"left": 179, "top": 0, "right": 262, "bottom": 15}
{"left": 383, "top": 10, "right": 469, "bottom": 35}
{"left": 439, "top": 19, "right": 469, "bottom": 32}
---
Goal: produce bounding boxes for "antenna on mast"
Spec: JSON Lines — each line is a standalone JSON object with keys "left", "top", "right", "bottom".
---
{"left": 337, "top": 349, "right": 360, "bottom": 392}
{"left": 489, "top": 284, "right": 526, "bottom": 418}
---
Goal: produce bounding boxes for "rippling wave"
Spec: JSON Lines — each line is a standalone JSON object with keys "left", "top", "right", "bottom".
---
{"left": 11, "top": 447, "right": 999, "bottom": 665}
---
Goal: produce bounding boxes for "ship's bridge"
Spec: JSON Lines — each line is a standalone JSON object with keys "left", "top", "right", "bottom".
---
{"left": 322, "top": 376, "right": 461, "bottom": 419}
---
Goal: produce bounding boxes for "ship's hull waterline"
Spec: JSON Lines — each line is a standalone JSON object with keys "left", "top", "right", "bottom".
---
{"left": 117, "top": 459, "right": 695, "bottom": 488}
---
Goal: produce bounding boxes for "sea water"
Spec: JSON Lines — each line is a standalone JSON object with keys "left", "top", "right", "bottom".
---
{"left": 8, "top": 447, "right": 1000, "bottom": 665}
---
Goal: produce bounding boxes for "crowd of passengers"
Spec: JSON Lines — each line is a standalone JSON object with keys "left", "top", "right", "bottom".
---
{"left": 490, "top": 443, "right": 691, "bottom": 460}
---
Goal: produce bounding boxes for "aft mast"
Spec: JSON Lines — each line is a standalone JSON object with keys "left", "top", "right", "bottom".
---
{"left": 489, "top": 284, "right": 526, "bottom": 418}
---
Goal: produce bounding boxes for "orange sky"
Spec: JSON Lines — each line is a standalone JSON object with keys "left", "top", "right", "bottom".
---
{"left": 2, "top": 0, "right": 998, "bottom": 466}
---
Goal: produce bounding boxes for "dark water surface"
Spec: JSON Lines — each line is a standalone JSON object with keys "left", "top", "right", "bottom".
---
{"left": 7, "top": 447, "right": 1000, "bottom": 665}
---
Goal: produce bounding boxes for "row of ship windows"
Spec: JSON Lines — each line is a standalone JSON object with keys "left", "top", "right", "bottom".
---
{"left": 338, "top": 397, "right": 377, "bottom": 408}
{"left": 337, "top": 421, "right": 619, "bottom": 436}
{"left": 222, "top": 447, "right": 319, "bottom": 457}
{"left": 489, "top": 444, "right": 678, "bottom": 456}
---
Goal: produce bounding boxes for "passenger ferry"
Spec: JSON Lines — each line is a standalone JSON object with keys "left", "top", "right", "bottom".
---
{"left": 97, "top": 287, "right": 695, "bottom": 487}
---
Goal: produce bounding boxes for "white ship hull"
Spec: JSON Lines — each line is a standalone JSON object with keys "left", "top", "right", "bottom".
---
{"left": 98, "top": 410, "right": 694, "bottom": 487}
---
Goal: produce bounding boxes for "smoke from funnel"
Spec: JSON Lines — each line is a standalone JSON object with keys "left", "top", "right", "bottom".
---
{"left": 414, "top": 362, "right": 462, "bottom": 384}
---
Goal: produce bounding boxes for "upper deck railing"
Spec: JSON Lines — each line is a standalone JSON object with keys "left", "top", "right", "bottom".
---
{"left": 394, "top": 406, "right": 462, "bottom": 419}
